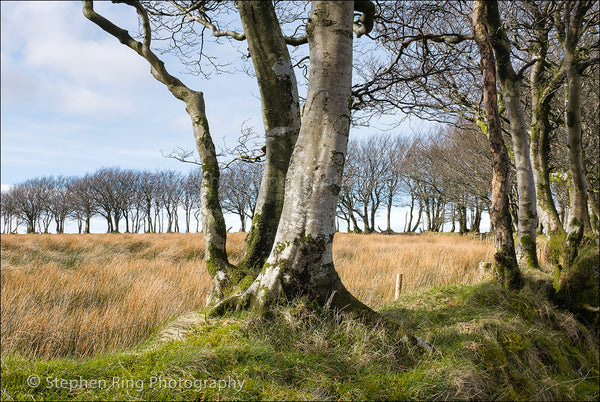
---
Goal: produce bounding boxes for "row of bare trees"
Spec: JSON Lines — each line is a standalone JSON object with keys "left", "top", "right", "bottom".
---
{"left": 0, "top": 164, "right": 261, "bottom": 235}
{"left": 339, "top": 125, "right": 493, "bottom": 234}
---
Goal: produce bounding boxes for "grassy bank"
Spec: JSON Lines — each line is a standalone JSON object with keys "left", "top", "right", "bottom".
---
{"left": 2, "top": 282, "right": 598, "bottom": 401}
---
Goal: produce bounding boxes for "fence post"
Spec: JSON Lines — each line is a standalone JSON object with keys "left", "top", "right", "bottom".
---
{"left": 394, "top": 273, "right": 403, "bottom": 301}
{"left": 478, "top": 262, "right": 493, "bottom": 280}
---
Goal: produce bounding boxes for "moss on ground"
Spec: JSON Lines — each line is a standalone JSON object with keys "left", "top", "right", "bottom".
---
{"left": 2, "top": 278, "right": 598, "bottom": 401}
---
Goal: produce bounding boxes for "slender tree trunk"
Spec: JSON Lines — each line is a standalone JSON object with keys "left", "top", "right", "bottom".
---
{"left": 386, "top": 194, "right": 393, "bottom": 232}
{"left": 237, "top": 1, "right": 301, "bottom": 273}
{"left": 82, "top": 0, "right": 240, "bottom": 298}
{"left": 350, "top": 211, "right": 360, "bottom": 233}
{"left": 186, "top": 92, "right": 237, "bottom": 290}
{"left": 406, "top": 196, "right": 415, "bottom": 232}
{"left": 561, "top": 1, "right": 590, "bottom": 266}
{"left": 411, "top": 200, "right": 423, "bottom": 232}
{"left": 588, "top": 188, "right": 599, "bottom": 233}
{"left": 473, "top": 0, "right": 523, "bottom": 290}
{"left": 484, "top": 0, "right": 539, "bottom": 269}
{"left": 529, "top": 50, "right": 565, "bottom": 236}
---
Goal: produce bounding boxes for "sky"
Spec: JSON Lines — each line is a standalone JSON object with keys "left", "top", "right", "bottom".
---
{"left": 1, "top": 1, "right": 485, "bottom": 233}
{"left": 1, "top": 1, "right": 265, "bottom": 188}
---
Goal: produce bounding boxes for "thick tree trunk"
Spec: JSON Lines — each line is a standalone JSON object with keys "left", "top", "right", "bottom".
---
{"left": 237, "top": 1, "right": 301, "bottom": 273}
{"left": 213, "top": 1, "right": 375, "bottom": 319}
{"left": 564, "top": 49, "right": 588, "bottom": 266}
{"left": 483, "top": 0, "right": 539, "bottom": 270}
{"left": 473, "top": 0, "right": 523, "bottom": 290}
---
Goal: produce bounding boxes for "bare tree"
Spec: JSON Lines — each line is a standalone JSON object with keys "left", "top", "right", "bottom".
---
{"left": 84, "top": 0, "right": 236, "bottom": 290}
{"left": 555, "top": 0, "right": 598, "bottom": 266}
{"left": 9, "top": 178, "right": 53, "bottom": 234}
{"left": 220, "top": 161, "right": 262, "bottom": 232}
{"left": 213, "top": 1, "right": 381, "bottom": 319}
{"left": 481, "top": 0, "right": 539, "bottom": 269}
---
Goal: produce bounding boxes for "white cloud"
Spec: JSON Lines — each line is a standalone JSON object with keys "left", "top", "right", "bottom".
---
{"left": 1, "top": 1, "right": 154, "bottom": 116}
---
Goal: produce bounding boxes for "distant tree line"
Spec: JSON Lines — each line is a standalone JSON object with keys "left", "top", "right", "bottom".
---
{"left": 0, "top": 163, "right": 261, "bottom": 235}
{"left": 339, "top": 124, "right": 493, "bottom": 234}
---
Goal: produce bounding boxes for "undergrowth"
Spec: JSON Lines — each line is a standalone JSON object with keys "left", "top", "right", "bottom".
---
{"left": 2, "top": 280, "right": 598, "bottom": 401}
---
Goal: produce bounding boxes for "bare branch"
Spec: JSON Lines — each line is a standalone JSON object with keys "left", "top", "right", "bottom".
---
{"left": 161, "top": 147, "right": 202, "bottom": 166}
{"left": 167, "top": 0, "right": 246, "bottom": 41}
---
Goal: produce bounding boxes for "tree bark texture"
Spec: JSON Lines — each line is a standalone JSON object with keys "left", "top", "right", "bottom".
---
{"left": 528, "top": 12, "right": 565, "bottom": 237}
{"left": 473, "top": 0, "right": 523, "bottom": 290}
{"left": 237, "top": 1, "right": 301, "bottom": 273}
{"left": 483, "top": 0, "right": 539, "bottom": 270}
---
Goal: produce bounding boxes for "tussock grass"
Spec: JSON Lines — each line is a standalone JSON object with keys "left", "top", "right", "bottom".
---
{"left": 1, "top": 232, "right": 496, "bottom": 359}
{"left": 1, "top": 233, "right": 228, "bottom": 358}
{"left": 1, "top": 232, "right": 598, "bottom": 400}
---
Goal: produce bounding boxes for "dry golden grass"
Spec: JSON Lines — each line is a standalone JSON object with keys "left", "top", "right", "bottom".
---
{"left": 1, "top": 232, "right": 501, "bottom": 358}
{"left": 334, "top": 232, "right": 496, "bottom": 305}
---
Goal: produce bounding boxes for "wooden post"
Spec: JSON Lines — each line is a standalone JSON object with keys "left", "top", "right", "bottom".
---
{"left": 478, "top": 262, "right": 493, "bottom": 280}
{"left": 394, "top": 273, "right": 403, "bottom": 301}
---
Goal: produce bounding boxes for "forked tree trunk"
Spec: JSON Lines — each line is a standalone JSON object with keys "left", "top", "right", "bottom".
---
{"left": 483, "top": 0, "right": 539, "bottom": 270}
{"left": 213, "top": 1, "right": 375, "bottom": 318}
{"left": 237, "top": 1, "right": 301, "bottom": 273}
{"left": 473, "top": 0, "right": 523, "bottom": 290}
{"left": 529, "top": 18, "right": 565, "bottom": 237}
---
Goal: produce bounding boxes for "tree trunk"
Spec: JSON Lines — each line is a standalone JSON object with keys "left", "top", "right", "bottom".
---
{"left": 186, "top": 92, "right": 238, "bottom": 293}
{"left": 529, "top": 44, "right": 565, "bottom": 236}
{"left": 213, "top": 1, "right": 375, "bottom": 318}
{"left": 386, "top": 193, "right": 393, "bottom": 232}
{"left": 82, "top": 1, "right": 241, "bottom": 299}
{"left": 237, "top": 1, "right": 301, "bottom": 273}
{"left": 483, "top": 0, "right": 539, "bottom": 270}
{"left": 473, "top": 0, "right": 523, "bottom": 290}
{"left": 411, "top": 200, "right": 423, "bottom": 232}
{"left": 561, "top": 1, "right": 590, "bottom": 266}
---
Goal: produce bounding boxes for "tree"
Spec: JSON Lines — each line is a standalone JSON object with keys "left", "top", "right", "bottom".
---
{"left": 220, "top": 161, "right": 262, "bottom": 232}
{"left": 473, "top": 0, "right": 523, "bottom": 290}
{"left": 84, "top": 0, "right": 236, "bottom": 292}
{"left": 45, "top": 176, "right": 73, "bottom": 234}
{"left": 69, "top": 174, "right": 98, "bottom": 233}
{"left": 1, "top": 189, "right": 21, "bottom": 234}
{"left": 482, "top": 0, "right": 539, "bottom": 269}
{"left": 9, "top": 177, "right": 53, "bottom": 234}
{"left": 83, "top": 1, "right": 387, "bottom": 320}
{"left": 210, "top": 1, "right": 379, "bottom": 318}
{"left": 181, "top": 169, "right": 202, "bottom": 233}
{"left": 556, "top": 0, "right": 597, "bottom": 266}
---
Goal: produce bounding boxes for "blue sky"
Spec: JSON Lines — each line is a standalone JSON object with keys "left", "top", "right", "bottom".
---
{"left": 1, "top": 1, "right": 475, "bottom": 233}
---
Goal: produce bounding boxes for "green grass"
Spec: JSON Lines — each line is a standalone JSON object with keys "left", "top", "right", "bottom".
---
{"left": 2, "top": 279, "right": 598, "bottom": 401}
